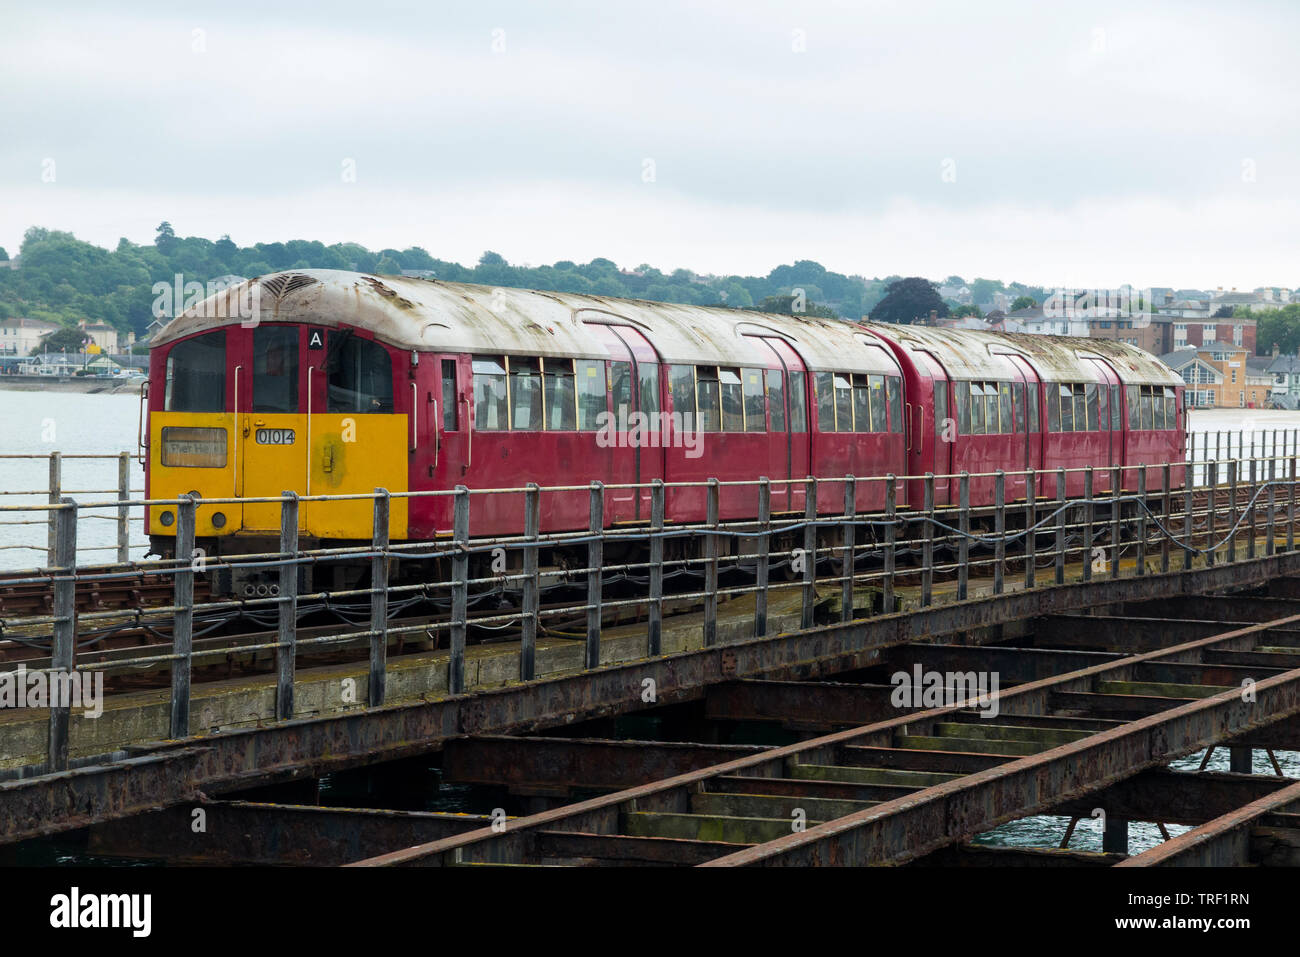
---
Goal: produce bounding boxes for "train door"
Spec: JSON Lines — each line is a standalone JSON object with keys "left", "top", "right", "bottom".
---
{"left": 916, "top": 352, "right": 952, "bottom": 506}
{"left": 235, "top": 324, "right": 309, "bottom": 533}
{"left": 753, "top": 336, "right": 813, "bottom": 514}
{"left": 421, "top": 353, "right": 471, "bottom": 534}
{"left": 1007, "top": 354, "right": 1044, "bottom": 499}
{"left": 588, "top": 323, "right": 665, "bottom": 523}
{"left": 1087, "top": 357, "right": 1124, "bottom": 492}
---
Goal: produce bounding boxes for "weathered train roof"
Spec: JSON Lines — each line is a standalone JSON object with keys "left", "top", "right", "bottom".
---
{"left": 154, "top": 269, "right": 1180, "bottom": 385}
{"left": 153, "top": 269, "right": 902, "bottom": 376}
{"left": 864, "top": 321, "right": 1182, "bottom": 386}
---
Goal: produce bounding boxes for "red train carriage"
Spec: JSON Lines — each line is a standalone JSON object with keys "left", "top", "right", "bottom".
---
{"left": 145, "top": 270, "right": 1185, "bottom": 573}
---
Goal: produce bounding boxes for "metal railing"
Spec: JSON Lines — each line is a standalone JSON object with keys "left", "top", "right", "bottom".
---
{"left": 3, "top": 430, "right": 1300, "bottom": 777}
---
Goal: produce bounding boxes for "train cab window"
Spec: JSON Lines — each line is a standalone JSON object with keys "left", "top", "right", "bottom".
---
{"left": 668, "top": 364, "right": 695, "bottom": 431}
{"left": 609, "top": 361, "right": 633, "bottom": 425}
{"left": 1012, "top": 382, "right": 1025, "bottom": 433}
{"left": 934, "top": 379, "right": 948, "bottom": 437}
{"left": 252, "top": 326, "right": 298, "bottom": 413}
{"left": 766, "top": 369, "right": 786, "bottom": 431}
{"left": 543, "top": 358, "right": 576, "bottom": 431}
{"left": 788, "top": 371, "right": 808, "bottom": 433}
{"left": 510, "top": 357, "right": 543, "bottom": 430}
{"left": 576, "top": 359, "right": 607, "bottom": 430}
{"left": 164, "top": 330, "right": 226, "bottom": 413}
{"left": 639, "top": 363, "right": 660, "bottom": 419}
{"left": 472, "top": 356, "right": 508, "bottom": 430}
{"left": 887, "top": 376, "right": 903, "bottom": 434}
{"left": 697, "top": 367, "right": 721, "bottom": 432}
{"left": 441, "top": 360, "right": 458, "bottom": 430}
{"left": 742, "top": 369, "right": 765, "bottom": 431}
{"left": 328, "top": 335, "right": 393, "bottom": 414}
{"left": 718, "top": 368, "right": 744, "bottom": 432}
{"left": 1110, "top": 385, "right": 1122, "bottom": 431}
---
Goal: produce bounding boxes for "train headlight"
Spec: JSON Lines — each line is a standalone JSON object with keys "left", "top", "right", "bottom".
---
{"left": 211, "top": 511, "right": 227, "bottom": 529}
{"left": 159, "top": 510, "right": 175, "bottom": 527}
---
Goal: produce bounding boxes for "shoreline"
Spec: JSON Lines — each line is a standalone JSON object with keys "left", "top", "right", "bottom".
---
{"left": 0, "top": 375, "right": 144, "bottom": 395}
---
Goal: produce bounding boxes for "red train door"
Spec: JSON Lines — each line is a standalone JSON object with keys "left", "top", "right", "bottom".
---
{"left": 754, "top": 336, "right": 812, "bottom": 514}
{"left": 426, "top": 353, "right": 470, "bottom": 533}
{"left": 590, "top": 323, "right": 665, "bottom": 523}
{"left": 1087, "top": 357, "right": 1124, "bottom": 492}
{"left": 916, "top": 352, "right": 952, "bottom": 505}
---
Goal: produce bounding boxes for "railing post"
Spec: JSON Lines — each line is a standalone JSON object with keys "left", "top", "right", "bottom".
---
{"left": 1290, "top": 455, "right": 1297, "bottom": 553}
{"left": 1248, "top": 454, "right": 1258, "bottom": 560}
{"left": 278, "top": 492, "right": 300, "bottom": 718}
{"left": 1207, "top": 463, "right": 1218, "bottom": 566}
{"left": 1055, "top": 468, "right": 1066, "bottom": 585}
{"left": 171, "top": 494, "right": 195, "bottom": 739}
{"left": 1110, "top": 465, "right": 1121, "bottom": 580}
{"left": 367, "top": 489, "right": 389, "bottom": 708}
{"left": 1136, "top": 465, "right": 1147, "bottom": 576}
{"left": 884, "top": 475, "right": 896, "bottom": 614}
{"left": 117, "top": 451, "right": 130, "bottom": 564}
{"left": 450, "top": 486, "right": 469, "bottom": 694}
{"left": 800, "top": 478, "right": 817, "bottom": 629}
{"left": 841, "top": 476, "right": 856, "bottom": 621}
{"left": 521, "top": 483, "right": 541, "bottom": 679}
{"left": 47, "top": 497, "right": 77, "bottom": 773}
{"left": 1024, "top": 469, "right": 1036, "bottom": 591}
{"left": 922, "top": 473, "right": 934, "bottom": 607}
{"left": 754, "top": 478, "right": 770, "bottom": 638}
{"left": 1183, "top": 470, "right": 1193, "bottom": 570}
{"left": 1161, "top": 463, "right": 1171, "bottom": 574}
{"left": 47, "top": 451, "right": 61, "bottom": 566}
{"left": 586, "top": 482, "right": 604, "bottom": 669}
{"left": 1082, "top": 468, "right": 1094, "bottom": 583}
{"left": 647, "top": 480, "right": 664, "bottom": 657}
{"left": 1267, "top": 453, "right": 1276, "bottom": 557}
{"left": 1228, "top": 459, "right": 1238, "bottom": 563}
{"left": 705, "top": 478, "right": 720, "bottom": 646}
{"left": 958, "top": 471, "right": 970, "bottom": 600}
{"left": 993, "top": 470, "right": 1005, "bottom": 595}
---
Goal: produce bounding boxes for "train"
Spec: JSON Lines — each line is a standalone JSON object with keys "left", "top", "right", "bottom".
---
{"left": 144, "top": 269, "right": 1186, "bottom": 595}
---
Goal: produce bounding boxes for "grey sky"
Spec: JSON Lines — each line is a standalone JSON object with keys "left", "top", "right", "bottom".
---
{"left": 2, "top": 0, "right": 1297, "bottom": 287}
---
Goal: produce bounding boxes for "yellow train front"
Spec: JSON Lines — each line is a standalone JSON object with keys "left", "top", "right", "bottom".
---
{"left": 145, "top": 274, "right": 414, "bottom": 595}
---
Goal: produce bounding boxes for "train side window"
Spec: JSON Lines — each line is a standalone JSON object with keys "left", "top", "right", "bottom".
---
{"left": 668, "top": 364, "right": 695, "bottom": 432}
{"left": 1046, "top": 383, "right": 1060, "bottom": 432}
{"left": 1072, "top": 384, "right": 1087, "bottom": 432}
{"left": 1028, "top": 384, "right": 1040, "bottom": 432}
{"left": 1140, "top": 386, "right": 1154, "bottom": 430}
{"left": 742, "top": 368, "right": 765, "bottom": 431}
{"left": 164, "top": 330, "right": 226, "bottom": 413}
{"left": 983, "top": 382, "right": 999, "bottom": 433}
{"left": 934, "top": 379, "right": 948, "bottom": 436}
{"left": 869, "top": 375, "right": 887, "bottom": 432}
{"left": 852, "top": 374, "right": 871, "bottom": 433}
{"left": 639, "top": 362, "right": 660, "bottom": 419}
{"left": 1085, "top": 383, "right": 1099, "bottom": 432}
{"left": 1110, "top": 384, "right": 1122, "bottom": 431}
{"left": 1058, "top": 384, "right": 1074, "bottom": 432}
{"left": 441, "top": 359, "right": 458, "bottom": 430}
{"left": 998, "top": 382, "right": 1012, "bottom": 434}
{"left": 328, "top": 335, "right": 394, "bottom": 414}
{"left": 1098, "top": 385, "right": 1109, "bottom": 432}
{"left": 697, "top": 367, "right": 721, "bottom": 432}
{"left": 955, "top": 381, "right": 971, "bottom": 434}
{"left": 766, "top": 369, "right": 786, "bottom": 431}
{"left": 787, "top": 371, "right": 807, "bottom": 432}
{"left": 1012, "top": 382, "right": 1024, "bottom": 433}
{"left": 814, "top": 373, "right": 835, "bottom": 431}
{"left": 543, "top": 358, "right": 576, "bottom": 431}
{"left": 509, "top": 357, "right": 543, "bottom": 430}
{"left": 252, "top": 326, "right": 298, "bottom": 413}
{"left": 576, "top": 359, "right": 606, "bottom": 430}
{"left": 1126, "top": 386, "right": 1139, "bottom": 430}
{"left": 834, "top": 374, "right": 853, "bottom": 432}
{"left": 887, "top": 376, "right": 903, "bottom": 434}
{"left": 972, "top": 384, "right": 987, "bottom": 436}
{"left": 719, "top": 367, "right": 744, "bottom": 432}
{"left": 1163, "top": 387, "right": 1176, "bottom": 429}
{"left": 609, "top": 361, "right": 633, "bottom": 426}
{"left": 472, "top": 356, "right": 508, "bottom": 430}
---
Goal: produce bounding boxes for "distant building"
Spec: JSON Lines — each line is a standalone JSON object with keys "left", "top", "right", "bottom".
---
{"left": 1265, "top": 352, "right": 1300, "bottom": 408}
{"left": 0, "top": 317, "right": 60, "bottom": 356}
{"left": 78, "top": 319, "right": 119, "bottom": 353}
{"left": 1161, "top": 345, "right": 1270, "bottom": 408}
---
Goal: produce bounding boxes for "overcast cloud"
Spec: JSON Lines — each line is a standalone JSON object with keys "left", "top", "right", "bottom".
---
{"left": 2, "top": 0, "right": 1297, "bottom": 287}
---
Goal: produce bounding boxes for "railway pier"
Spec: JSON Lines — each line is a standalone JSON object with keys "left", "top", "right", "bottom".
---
{"left": 2, "top": 445, "right": 1300, "bottom": 867}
